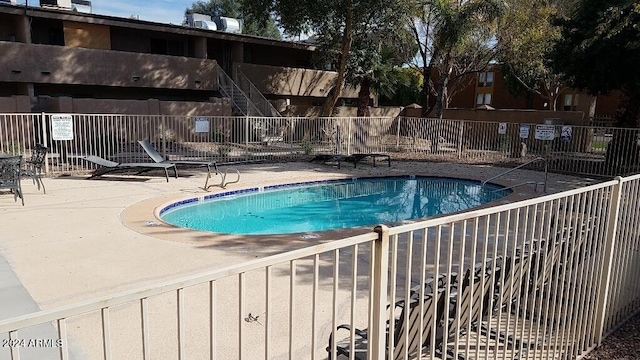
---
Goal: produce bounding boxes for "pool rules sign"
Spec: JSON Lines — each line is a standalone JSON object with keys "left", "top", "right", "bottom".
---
{"left": 51, "top": 114, "right": 74, "bottom": 140}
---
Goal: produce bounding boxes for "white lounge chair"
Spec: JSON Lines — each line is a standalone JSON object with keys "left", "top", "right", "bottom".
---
{"left": 83, "top": 155, "right": 178, "bottom": 182}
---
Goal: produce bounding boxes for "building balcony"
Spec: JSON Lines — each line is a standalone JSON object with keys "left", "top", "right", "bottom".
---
{"left": 0, "top": 41, "right": 218, "bottom": 91}
{"left": 236, "top": 63, "right": 360, "bottom": 99}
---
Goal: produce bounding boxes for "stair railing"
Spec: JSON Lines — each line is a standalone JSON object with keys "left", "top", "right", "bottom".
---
{"left": 235, "top": 70, "right": 282, "bottom": 117}
{"left": 217, "top": 67, "right": 263, "bottom": 116}
{"left": 482, "top": 157, "right": 548, "bottom": 193}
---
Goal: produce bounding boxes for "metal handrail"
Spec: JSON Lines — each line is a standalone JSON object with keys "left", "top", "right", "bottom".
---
{"left": 235, "top": 70, "right": 282, "bottom": 117}
{"left": 217, "top": 67, "right": 263, "bottom": 116}
{"left": 483, "top": 156, "right": 548, "bottom": 193}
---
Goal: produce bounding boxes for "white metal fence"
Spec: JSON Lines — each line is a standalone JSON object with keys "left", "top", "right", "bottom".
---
{"left": 1, "top": 174, "right": 639, "bottom": 360}
{"left": 1, "top": 114, "right": 639, "bottom": 177}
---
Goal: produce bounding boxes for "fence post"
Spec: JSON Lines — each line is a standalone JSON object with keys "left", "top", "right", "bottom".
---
{"left": 245, "top": 115, "right": 249, "bottom": 162}
{"left": 40, "top": 112, "right": 50, "bottom": 175}
{"left": 347, "top": 117, "right": 352, "bottom": 155}
{"left": 370, "top": 225, "right": 390, "bottom": 360}
{"left": 457, "top": 120, "right": 464, "bottom": 159}
{"left": 161, "top": 115, "right": 167, "bottom": 158}
{"left": 593, "top": 176, "right": 623, "bottom": 344}
{"left": 395, "top": 116, "right": 401, "bottom": 150}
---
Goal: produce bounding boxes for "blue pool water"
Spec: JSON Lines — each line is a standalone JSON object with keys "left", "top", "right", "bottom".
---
{"left": 159, "top": 177, "right": 510, "bottom": 235}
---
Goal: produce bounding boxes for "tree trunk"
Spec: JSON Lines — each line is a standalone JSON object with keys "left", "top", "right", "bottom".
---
{"left": 432, "top": 52, "right": 451, "bottom": 119}
{"left": 420, "top": 65, "right": 433, "bottom": 118}
{"left": 357, "top": 77, "right": 371, "bottom": 117}
{"left": 420, "top": 49, "right": 439, "bottom": 118}
{"left": 320, "top": 0, "right": 353, "bottom": 117}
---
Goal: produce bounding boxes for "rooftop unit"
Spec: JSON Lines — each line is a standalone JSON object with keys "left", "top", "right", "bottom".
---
{"left": 39, "top": 0, "right": 72, "bottom": 10}
{"left": 71, "top": 0, "right": 91, "bottom": 13}
{"left": 194, "top": 20, "right": 217, "bottom": 31}
{"left": 39, "top": 0, "right": 91, "bottom": 12}
{"left": 186, "top": 13, "right": 212, "bottom": 27}
{"left": 186, "top": 13, "right": 242, "bottom": 33}
{"left": 214, "top": 17, "right": 241, "bottom": 34}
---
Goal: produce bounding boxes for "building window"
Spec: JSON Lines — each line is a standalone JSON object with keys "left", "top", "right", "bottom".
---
{"left": 476, "top": 93, "right": 492, "bottom": 106}
{"left": 150, "top": 38, "right": 185, "bottom": 56}
{"left": 563, "top": 94, "right": 578, "bottom": 111}
{"left": 478, "top": 71, "right": 494, "bottom": 87}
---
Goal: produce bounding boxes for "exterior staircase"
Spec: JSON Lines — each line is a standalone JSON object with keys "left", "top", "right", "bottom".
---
{"left": 217, "top": 67, "right": 281, "bottom": 117}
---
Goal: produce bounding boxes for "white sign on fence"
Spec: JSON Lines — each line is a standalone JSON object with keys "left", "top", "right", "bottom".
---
{"left": 519, "top": 124, "right": 530, "bottom": 139}
{"left": 194, "top": 117, "right": 210, "bottom": 133}
{"left": 498, "top": 122, "right": 507, "bottom": 134}
{"left": 561, "top": 125, "right": 573, "bottom": 142}
{"left": 51, "top": 114, "right": 74, "bottom": 140}
{"left": 535, "top": 124, "right": 555, "bottom": 141}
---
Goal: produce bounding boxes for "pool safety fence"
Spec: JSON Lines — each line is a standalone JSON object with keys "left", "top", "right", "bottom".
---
{"left": 1, "top": 174, "right": 639, "bottom": 360}
{"left": 1, "top": 114, "right": 639, "bottom": 177}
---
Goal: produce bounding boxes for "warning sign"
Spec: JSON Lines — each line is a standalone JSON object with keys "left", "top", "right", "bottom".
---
{"left": 534, "top": 125, "right": 555, "bottom": 141}
{"left": 51, "top": 114, "right": 74, "bottom": 141}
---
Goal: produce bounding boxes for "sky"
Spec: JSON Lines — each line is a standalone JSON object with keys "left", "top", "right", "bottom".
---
{"left": 91, "top": 0, "right": 194, "bottom": 24}
{"left": 15, "top": 0, "right": 195, "bottom": 25}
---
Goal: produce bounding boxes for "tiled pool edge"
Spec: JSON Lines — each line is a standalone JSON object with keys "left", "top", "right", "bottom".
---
{"left": 156, "top": 175, "right": 512, "bottom": 221}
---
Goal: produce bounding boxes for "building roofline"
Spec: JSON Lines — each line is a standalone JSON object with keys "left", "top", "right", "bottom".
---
{"left": 0, "top": 2, "right": 315, "bottom": 51}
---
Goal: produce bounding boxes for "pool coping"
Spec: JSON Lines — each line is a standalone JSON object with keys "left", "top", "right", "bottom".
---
{"left": 120, "top": 171, "right": 537, "bottom": 247}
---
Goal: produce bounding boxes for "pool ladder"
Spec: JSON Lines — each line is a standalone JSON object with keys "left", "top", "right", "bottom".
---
{"left": 482, "top": 157, "right": 548, "bottom": 193}
{"left": 203, "top": 168, "right": 240, "bottom": 191}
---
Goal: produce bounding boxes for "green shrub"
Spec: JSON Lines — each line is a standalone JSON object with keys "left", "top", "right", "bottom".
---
{"left": 212, "top": 131, "right": 227, "bottom": 143}
{"left": 217, "top": 145, "right": 232, "bottom": 156}
{"left": 301, "top": 139, "right": 313, "bottom": 155}
{"left": 1, "top": 141, "right": 22, "bottom": 155}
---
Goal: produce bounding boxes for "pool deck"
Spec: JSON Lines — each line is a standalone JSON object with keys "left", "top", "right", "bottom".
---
{"left": 0, "top": 161, "right": 599, "bottom": 359}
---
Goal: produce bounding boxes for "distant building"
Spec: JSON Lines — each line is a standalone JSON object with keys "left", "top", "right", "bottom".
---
{"left": 0, "top": 2, "right": 366, "bottom": 115}
{"left": 445, "top": 65, "right": 620, "bottom": 119}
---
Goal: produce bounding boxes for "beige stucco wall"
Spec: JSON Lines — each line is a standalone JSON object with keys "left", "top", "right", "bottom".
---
{"left": 237, "top": 63, "right": 360, "bottom": 98}
{"left": 400, "top": 108, "right": 587, "bottom": 125}
{"left": 287, "top": 105, "right": 402, "bottom": 118}
{"left": 441, "top": 108, "right": 587, "bottom": 125}
{"left": 36, "top": 96, "right": 232, "bottom": 116}
{"left": 0, "top": 42, "right": 218, "bottom": 91}
{"left": 0, "top": 96, "right": 31, "bottom": 113}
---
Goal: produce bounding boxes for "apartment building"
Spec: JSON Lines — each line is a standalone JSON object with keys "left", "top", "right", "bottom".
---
{"left": 446, "top": 65, "right": 620, "bottom": 119}
{"left": 0, "top": 1, "right": 364, "bottom": 116}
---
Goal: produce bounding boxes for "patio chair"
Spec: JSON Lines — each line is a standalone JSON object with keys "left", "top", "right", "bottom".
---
{"left": 348, "top": 153, "right": 392, "bottom": 168}
{"left": 442, "top": 259, "right": 512, "bottom": 357}
{"left": 513, "top": 224, "right": 592, "bottom": 328}
{"left": 21, "top": 143, "right": 48, "bottom": 194}
{"left": 310, "top": 153, "right": 391, "bottom": 169}
{"left": 327, "top": 276, "right": 448, "bottom": 360}
{"left": 138, "top": 140, "right": 218, "bottom": 174}
{"left": 0, "top": 155, "right": 24, "bottom": 205}
{"left": 82, "top": 155, "right": 178, "bottom": 182}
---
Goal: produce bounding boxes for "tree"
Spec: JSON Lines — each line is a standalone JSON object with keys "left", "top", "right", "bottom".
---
{"left": 242, "top": 0, "right": 415, "bottom": 116}
{"left": 185, "top": 0, "right": 281, "bottom": 39}
{"left": 342, "top": 5, "right": 418, "bottom": 116}
{"left": 378, "top": 67, "right": 423, "bottom": 107}
{"left": 551, "top": 0, "right": 640, "bottom": 173}
{"left": 497, "top": 0, "right": 573, "bottom": 111}
{"left": 411, "top": 0, "right": 505, "bottom": 118}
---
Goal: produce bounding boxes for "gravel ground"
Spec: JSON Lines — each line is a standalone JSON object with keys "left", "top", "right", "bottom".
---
{"left": 583, "top": 312, "right": 640, "bottom": 359}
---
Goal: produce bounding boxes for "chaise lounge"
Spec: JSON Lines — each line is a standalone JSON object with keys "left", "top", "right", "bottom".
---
{"left": 83, "top": 155, "right": 178, "bottom": 182}
{"left": 138, "top": 140, "right": 218, "bottom": 174}
{"left": 310, "top": 153, "right": 391, "bottom": 169}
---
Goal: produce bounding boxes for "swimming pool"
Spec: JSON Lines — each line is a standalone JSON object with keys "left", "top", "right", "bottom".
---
{"left": 159, "top": 176, "right": 511, "bottom": 235}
